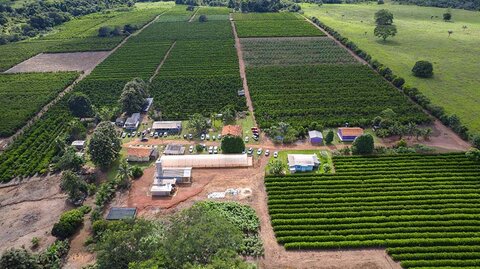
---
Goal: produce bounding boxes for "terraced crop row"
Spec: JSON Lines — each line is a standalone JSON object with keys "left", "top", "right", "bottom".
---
{"left": 248, "top": 64, "right": 430, "bottom": 129}
{"left": 241, "top": 36, "right": 358, "bottom": 66}
{"left": 266, "top": 153, "right": 480, "bottom": 268}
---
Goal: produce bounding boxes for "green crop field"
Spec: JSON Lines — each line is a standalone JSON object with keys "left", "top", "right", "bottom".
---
{"left": 247, "top": 64, "right": 429, "bottom": 129}
{"left": 241, "top": 37, "right": 358, "bottom": 66}
{"left": 0, "top": 72, "right": 78, "bottom": 137}
{"left": 235, "top": 20, "right": 324, "bottom": 37}
{"left": 266, "top": 153, "right": 480, "bottom": 268}
{"left": 195, "top": 6, "right": 230, "bottom": 21}
{"left": 302, "top": 3, "right": 480, "bottom": 134}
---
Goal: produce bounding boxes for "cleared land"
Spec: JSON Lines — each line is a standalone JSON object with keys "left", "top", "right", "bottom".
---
{"left": 241, "top": 37, "right": 358, "bottom": 66}
{"left": 0, "top": 72, "right": 78, "bottom": 138}
{"left": 247, "top": 64, "right": 429, "bottom": 129}
{"left": 0, "top": 2, "right": 172, "bottom": 71}
{"left": 302, "top": 3, "right": 480, "bottom": 134}
{"left": 233, "top": 12, "right": 324, "bottom": 37}
{"left": 266, "top": 153, "right": 480, "bottom": 268}
{"left": 4, "top": 52, "right": 110, "bottom": 73}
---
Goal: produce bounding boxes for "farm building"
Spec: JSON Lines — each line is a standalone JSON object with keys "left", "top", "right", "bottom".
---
{"left": 152, "top": 121, "right": 182, "bottom": 134}
{"left": 106, "top": 207, "right": 137, "bottom": 220}
{"left": 287, "top": 154, "right": 320, "bottom": 173}
{"left": 143, "top": 98, "right": 154, "bottom": 113}
{"left": 164, "top": 144, "right": 186, "bottom": 155}
{"left": 308, "top": 130, "right": 323, "bottom": 144}
{"left": 151, "top": 160, "right": 191, "bottom": 196}
{"left": 71, "top": 140, "right": 86, "bottom": 150}
{"left": 159, "top": 154, "right": 252, "bottom": 168}
{"left": 115, "top": 117, "right": 125, "bottom": 127}
{"left": 337, "top": 127, "right": 364, "bottom": 142}
{"left": 124, "top": 113, "right": 141, "bottom": 130}
{"left": 151, "top": 183, "right": 175, "bottom": 197}
{"left": 126, "top": 146, "right": 159, "bottom": 162}
{"left": 222, "top": 125, "right": 243, "bottom": 137}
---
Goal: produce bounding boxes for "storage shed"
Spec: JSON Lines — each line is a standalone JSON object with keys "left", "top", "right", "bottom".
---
{"left": 152, "top": 121, "right": 182, "bottom": 134}
{"left": 124, "top": 113, "right": 141, "bottom": 130}
{"left": 308, "top": 130, "right": 323, "bottom": 144}
{"left": 164, "top": 144, "right": 186, "bottom": 155}
{"left": 71, "top": 140, "right": 86, "bottom": 150}
{"left": 337, "top": 127, "right": 364, "bottom": 142}
{"left": 154, "top": 160, "right": 192, "bottom": 184}
{"left": 160, "top": 154, "right": 252, "bottom": 168}
{"left": 126, "top": 146, "right": 158, "bottom": 162}
{"left": 287, "top": 154, "right": 320, "bottom": 173}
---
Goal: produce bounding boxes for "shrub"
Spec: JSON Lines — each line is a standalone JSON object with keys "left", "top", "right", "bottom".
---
{"left": 352, "top": 134, "right": 375, "bottom": 155}
{"left": 51, "top": 206, "right": 90, "bottom": 239}
{"left": 412, "top": 61, "right": 433, "bottom": 78}
{"left": 0, "top": 248, "right": 38, "bottom": 269}
{"left": 221, "top": 135, "right": 245, "bottom": 154}
{"left": 392, "top": 76, "right": 405, "bottom": 87}
{"left": 472, "top": 135, "right": 480, "bottom": 149}
{"left": 31, "top": 237, "right": 40, "bottom": 249}
{"left": 324, "top": 130, "right": 334, "bottom": 145}
{"left": 131, "top": 166, "right": 143, "bottom": 179}
{"left": 198, "top": 14, "right": 207, "bottom": 23}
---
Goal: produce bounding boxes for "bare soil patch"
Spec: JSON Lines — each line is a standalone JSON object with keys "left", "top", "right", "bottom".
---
{"left": 4, "top": 51, "right": 110, "bottom": 74}
{"left": 0, "top": 175, "right": 69, "bottom": 253}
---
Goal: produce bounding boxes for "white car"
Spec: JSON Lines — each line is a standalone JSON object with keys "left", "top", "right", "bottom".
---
{"left": 201, "top": 134, "right": 205, "bottom": 140}
{"left": 213, "top": 146, "right": 218, "bottom": 154}
{"left": 188, "top": 133, "right": 193, "bottom": 139}
{"left": 206, "top": 134, "right": 210, "bottom": 140}
{"left": 163, "top": 132, "right": 168, "bottom": 137}
{"left": 247, "top": 147, "right": 253, "bottom": 155}
{"left": 189, "top": 145, "right": 194, "bottom": 153}
{"left": 217, "top": 134, "right": 222, "bottom": 140}
{"left": 245, "top": 136, "right": 249, "bottom": 142}
{"left": 154, "top": 132, "right": 159, "bottom": 138}
{"left": 265, "top": 149, "right": 270, "bottom": 156}
{"left": 212, "top": 135, "right": 216, "bottom": 141}
{"left": 150, "top": 131, "right": 154, "bottom": 137}
{"left": 257, "top": 148, "right": 263, "bottom": 155}
{"left": 121, "top": 132, "right": 126, "bottom": 138}
{"left": 274, "top": 151, "right": 278, "bottom": 158}
{"left": 208, "top": 146, "right": 213, "bottom": 154}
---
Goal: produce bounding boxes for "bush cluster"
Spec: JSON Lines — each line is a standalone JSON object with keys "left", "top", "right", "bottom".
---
{"left": 51, "top": 206, "right": 91, "bottom": 239}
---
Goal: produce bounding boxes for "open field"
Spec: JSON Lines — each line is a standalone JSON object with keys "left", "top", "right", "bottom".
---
{"left": 241, "top": 36, "right": 358, "bottom": 66}
{"left": 247, "top": 64, "right": 430, "bottom": 129}
{"left": 0, "top": 72, "right": 78, "bottom": 138}
{"left": 302, "top": 3, "right": 480, "bottom": 134}
{"left": 266, "top": 153, "right": 480, "bottom": 268}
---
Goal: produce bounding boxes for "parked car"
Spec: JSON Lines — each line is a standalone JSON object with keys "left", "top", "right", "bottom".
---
{"left": 183, "top": 134, "right": 187, "bottom": 139}
{"left": 127, "top": 132, "right": 131, "bottom": 137}
{"left": 244, "top": 136, "right": 249, "bottom": 142}
{"left": 189, "top": 145, "right": 194, "bottom": 153}
{"left": 154, "top": 132, "right": 159, "bottom": 138}
{"left": 247, "top": 147, "right": 253, "bottom": 155}
{"left": 274, "top": 151, "right": 278, "bottom": 158}
{"left": 132, "top": 131, "right": 136, "bottom": 137}
{"left": 265, "top": 149, "right": 270, "bottom": 156}
{"left": 208, "top": 146, "right": 213, "bottom": 154}
{"left": 150, "top": 132, "right": 154, "bottom": 137}
{"left": 137, "top": 132, "right": 141, "bottom": 137}
{"left": 212, "top": 135, "right": 216, "bottom": 141}
{"left": 163, "top": 132, "right": 168, "bottom": 137}
{"left": 257, "top": 148, "right": 263, "bottom": 155}
{"left": 213, "top": 146, "right": 218, "bottom": 154}
{"left": 141, "top": 137, "right": 148, "bottom": 142}
{"left": 217, "top": 134, "right": 222, "bottom": 140}
{"left": 201, "top": 134, "right": 205, "bottom": 140}
{"left": 121, "top": 132, "right": 126, "bottom": 138}
{"left": 206, "top": 134, "right": 210, "bottom": 140}
{"left": 188, "top": 133, "right": 193, "bottom": 140}
{"left": 252, "top": 135, "right": 259, "bottom": 141}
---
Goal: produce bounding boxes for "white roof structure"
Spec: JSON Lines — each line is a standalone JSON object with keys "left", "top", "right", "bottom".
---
{"left": 152, "top": 121, "right": 182, "bottom": 130}
{"left": 71, "top": 140, "right": 86, "bottom": 147}
{"left": 308, "top": 130, "right": 323, "bottom": 138}
{"left": 160, "top": 154, "right": 252, "bottom": 168}
{"left": 150, "top": 184, "right": 173, "bottom": 196}
{"left": 287, "top": 154, "right": 320, "bottom": 167}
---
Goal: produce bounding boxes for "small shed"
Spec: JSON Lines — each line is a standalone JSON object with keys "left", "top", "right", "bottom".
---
{"left": 71, "top": 140, "right": 86, "bottom": 150}
{"left": 222, "top": 125, "right": 243, "bottom": 137}
{"left": 106, "top": 207, "right": 137, "bottom": 220}
{"left": 337, "top": 127, "right": 364, "bottom": 142}
{"left": 124, "top": 113, "right": 141, "bottom": 130}
{"left": 164, "top": 144, "right": 186, "bottom": 155}
{"left": 126, "top": 146, "right": 158, "bottom": 162}
{"left": 151, "top": 183, "right": 174, "bottom": 196}
{"left": 152, "top": 121, "right": 182, "bottom": 134}
{"left": 143, "top": 98, "right": 154, "bottom": 113}
{"left": 308, "top": 130, "right": 323, "bottom": 144}
{"left": 115, "top": 117, "right": 125, "bottom": 127}
{"left": 154, "top": 160, "right": 192, "bottom": 184}
{"left": 287, "top": 154, "right": 320, "bottom": 173}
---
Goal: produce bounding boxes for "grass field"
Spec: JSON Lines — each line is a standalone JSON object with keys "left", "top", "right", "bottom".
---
{"left": 302, "top": 3, "right": 480, "bottom": 134}
{"left": 0, "top": 72, "right": 78, "bottom": 137}
{"left": 266, "top": 153, "right": 480, "bottom": 268}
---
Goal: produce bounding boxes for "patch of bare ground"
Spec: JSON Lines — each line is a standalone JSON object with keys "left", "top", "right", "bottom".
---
{"left": 4, "top": 51, "right": 110, "bottom": 74}
{"left": 0, "top": 174, "right": 69, "bottom": 254}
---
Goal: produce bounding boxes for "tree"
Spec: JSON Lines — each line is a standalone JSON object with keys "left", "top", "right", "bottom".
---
{"left": 466, "top": 148, "right": 480, "bottom": 162}
{"left": 422, "top": 128, "right": 433, "bottom": 141}
{"left": 268, "top": 160, "right": 284, "bottom": 175}
{"left": 60, "top": 170, "right": 88, "bottom": 204}
{"left": 412, "top": 61, "right": 433, "bottom": 78}
{"left": 375, "top": 9, "right": 394, "bottom": 25}
{"left": 98, "top": 26, "right": 113, "bottom": 37}
{"left": 221, "top": 135, "right": 245, "bottom": 154}
{"left": 324, "top": 130, "right": 334, "bottom": 145}
{"left": 66, "top": 120, "right": 87, "bottom": 143}
{"left": 352, "top": 134, "right": 374, "bottom": 155}
{"left": 55, "top": 147, "right": 85, "bottom": 172}
{"left": 164, "top": 205, "right": 243, "bottom": 268}
{"left": 88, "top": 122, "right": 121, "bottom": 169}
{"left": 220, "top": 105, "right": 236, "bottom": 124}
{"left": 380, "top": 108, "right": 397, "bottom": 120}
{"left": 51, "top": 206, "right": 90, "bottom": 239}
{"left": 119, "top": 78, "right": 149, "bottom": 115}
{"left": 188, "top": 113, "right": 208, "bottom": 136}
{"left": 0, "top": 248, "right": 39, "bottom": 269}
{"left": 198, "top": 14, "right": 207, "bottom": 22}
{"left": 443, "top": 9, "right": 452, "bottom": 21}
{"left": 374, "top": 25, "right": 397, "bottom": 41}
{"left": 67, "top": 92, "right": 93, "bottom": 118}
{"left": 323, "top": 163, "right": 331, "bottom": 173}
{"left": 471, "top": 135, "right": 480, "bottom": 149}
{"left": 131, "top": 166, "right": 143, "bottom": 179}
{"left": 116, "top": 159, "right": 132, "bottom": 189}
{"left": 265, "top": 122, "right": 298, "bottom": 144}
{"left": 184, "top": 250, "right": 255, "bottom": 269}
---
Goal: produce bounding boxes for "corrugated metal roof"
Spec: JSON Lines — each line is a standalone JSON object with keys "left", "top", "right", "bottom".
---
{"left": 308, "top": 130, "right": 323, "bottom": 138}
{"left": 106, "top": 207, "right": 137, "bottom": 220}
{"left": 160, "top": 154, "right": 251, "bottom": 168}
{"left": 338, "top": 127, "right": 364, "bottom": 137}
{"left": 287, "top": 154, "right": 320, "bottom": 167}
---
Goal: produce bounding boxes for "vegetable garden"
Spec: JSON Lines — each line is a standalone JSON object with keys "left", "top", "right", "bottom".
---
{"left": 266, "top": 153, "right": 480, "bottom": 268}
{"left": 0, "top": 72, "right": 78, "bottom": 137}
{"left": 241, "top": 36, "right": 358, "bottom": 66}
{"left": 247, "top": 64, "right": 429, "bottom": 128}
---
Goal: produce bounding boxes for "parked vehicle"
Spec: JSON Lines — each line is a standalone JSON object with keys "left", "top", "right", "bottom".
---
{"left": 217, "top": 134, "right": 222, "bottom": 140}
{"left": 212, "top": 135, "right": 216, "bottom": 141}
{"left": 274, "top": 151, "right": 278, "bottom": 158}
{"left": 163, "top": 132, "right": 168, "bottom": 137}
{"left": 189, "top": 145, "right": 194, "bottom": 153}
{"left": 141, "top": 137, "right": 148, "bottom": 142}
{"left": 213, "top": 146, "right": 218, "bottom": 154}
{"left": 150, "top": 132, "right": 154, "bottom": 137}
{"left": 201, "top": 134, "right": 205, "bottom": 140}
{"left": 265, "top": 149, "right": 270, "bottom": 156}
{"left": 245, "top": 136, "right": 249, "bottom": 142}
{"left": 121, "top": 132, "right": 126, "bottom": 138}
{"left": 188, "top": 133, "right": 193, "bottom": 140}
{"left": 257, "top": 148, "right": 263, "bottom": 155}
{"left": 206, "top": 134, "right": 210, "bottom": 140}
{"left": 208, "top": 146, "right": 213, "bottom": 154}
{"left": 247, "top": 147, "right": 253, "bottom": 155}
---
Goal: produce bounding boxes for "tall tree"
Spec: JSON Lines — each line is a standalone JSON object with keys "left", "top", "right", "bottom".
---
{"left": 221, "top": 135, "right": 245, "bottom": 154}
{"left": 187, "top": 113, "right": 208, "bottom": 136}
{"left": 119, "top": 78, "right": 149, "bottom": 115}
{"left": 88, "top": 122, "right": 121, "bottom": 170}
{"left": 67, "top": 92, "right": 93, "bottom": 118}
{"left": 60, "top": 170, "right": 88, "bottom": 204}
{"left": 374, "top": 9, "right": 397, "bottom": 41}
{"left": 352, "top": 134, "right": 375, "bottom": 155}
{"left": 116, "top": 159, "right": 132, "bottom": 189}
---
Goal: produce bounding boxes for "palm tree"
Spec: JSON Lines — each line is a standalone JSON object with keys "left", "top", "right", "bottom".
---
{"left": 116, "top": 159, "right": 132, "bottom": 189}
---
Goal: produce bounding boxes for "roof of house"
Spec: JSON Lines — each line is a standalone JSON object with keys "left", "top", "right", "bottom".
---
{"left": 152, "top": 121, "right": 182, "bottom": 130}
{"left": 126, "top": 146, "right": 155, "bottom": 158}
{"left": 151, "top": 184, "right": 173, "bottom": 193}
{"left": 338, "top": 127, "right": 364, "bottom": 137}
{"left": 164, "top": 144, "right": 186, "bottom": 155}
{"left": 106, "top": 207, "right": 137, "bottom": 220}
{"left": 308, "top": 130, "right": 323, "bottom": 139}
{"left": 221, "top": 125, "right": 243, "bottom": 137}
{"left": 287, "top": 154, "right": 320, "bottom": 167}
{"left": 125, "top": 113, "right": 141, "bottom": 125}
{"left": 71, "top": 140, "right": 86, "bottom": 146}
